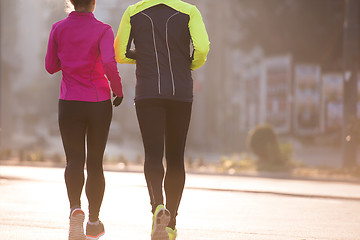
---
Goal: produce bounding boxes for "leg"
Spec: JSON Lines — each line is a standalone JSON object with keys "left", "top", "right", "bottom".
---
{"left": 85, "top": 100, "right": 112, "bottom": 222}
{"left": 135, "top": 99, "right": 166, "bottom": 213}
{"left": 58, "top": 100, "right": 87, "bottom": 210}
{"left": 164, "top": 100, "right": 192, "bottom": 229}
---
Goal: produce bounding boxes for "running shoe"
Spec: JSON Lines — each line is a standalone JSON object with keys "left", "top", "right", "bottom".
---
{"left": 151, "top": 204, "right": 171, "bottom": 240}
{"left": 166, "top": 227, "right": 178, "bottom": 240}
{"left": 86, "top": 220, "right": 105, "bottom": 240}
{"left": 68, "top": 208, "right": 86, "bottom": 240}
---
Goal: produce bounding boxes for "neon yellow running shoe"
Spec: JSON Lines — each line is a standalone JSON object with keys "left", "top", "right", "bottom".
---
{"left": 151, "top": 204, "right": 170, "bottom": 240}
{"left": 166, "top": 227, "right": 177, "bottom": 240}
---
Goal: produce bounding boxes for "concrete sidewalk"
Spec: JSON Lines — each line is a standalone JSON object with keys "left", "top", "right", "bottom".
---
{"left": 1, "top": 166, "right": 360, "bottom": 240}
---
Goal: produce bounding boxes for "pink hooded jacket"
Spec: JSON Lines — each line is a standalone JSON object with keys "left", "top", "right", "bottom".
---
{"left": 45, "top": 11, "right": 123, "bottom": 102}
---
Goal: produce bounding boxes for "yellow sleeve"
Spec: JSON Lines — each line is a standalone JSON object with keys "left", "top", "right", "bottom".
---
{"left": 189, "top": 6, "right": 210, "bottom": 70}
{"left": 114, "top": 7, "right": 136, "bottom": 64}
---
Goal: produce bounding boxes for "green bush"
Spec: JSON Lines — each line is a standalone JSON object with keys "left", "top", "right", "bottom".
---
{"left": 247, "top": 124, "right": 287, "bottom": 168}
{"left": 219, "top": 153, "right": 256, "bottom": 174}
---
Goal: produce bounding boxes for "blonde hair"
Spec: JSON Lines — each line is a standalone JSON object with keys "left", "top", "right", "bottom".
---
{"left": 64, "top": 0, "right": 75, "bottom": 14}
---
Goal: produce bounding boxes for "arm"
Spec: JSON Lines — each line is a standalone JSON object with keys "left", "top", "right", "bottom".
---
{"left": 100, "top": 27, "right": 123, "bottom": 97}
{"left": 189, "top": 6, "right": 210, "bottom": 70}
{"left": 114, "top": 7, "right": 136, "bottom": 64}
{"left": 45, "top": 25, "right": 61, "bottom": 74}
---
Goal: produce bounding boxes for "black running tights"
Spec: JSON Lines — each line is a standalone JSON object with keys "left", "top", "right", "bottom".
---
{"left": 58, "top": 99, "right": 112, "bottom": 222}
{"left": 135, "top": 99, "right": 192, "bottom": 228}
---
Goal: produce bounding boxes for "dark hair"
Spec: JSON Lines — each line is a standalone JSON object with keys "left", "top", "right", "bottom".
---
{"left": 70, "top": 0, "right": 93, "bottom": 8}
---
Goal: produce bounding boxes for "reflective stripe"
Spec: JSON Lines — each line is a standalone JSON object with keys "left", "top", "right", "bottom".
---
{"left": 166, "top": 12, "right": 180, "bottom": 96}
{"left": 141, "top": 12, "right": 161, "bottom": 95}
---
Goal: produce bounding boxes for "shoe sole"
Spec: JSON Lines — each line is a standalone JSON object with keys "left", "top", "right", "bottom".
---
{"left": 151, "top": 209, "right": 171, "bottom": 240}
{"left": 69, "top": 213, "right": 86, "bottom": 240}
{"left": 86, "top": 232, "right": 104, "bottom": 240}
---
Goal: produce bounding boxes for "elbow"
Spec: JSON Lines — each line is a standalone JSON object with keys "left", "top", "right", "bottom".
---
{"left": 191, "top": 44, "right": 210, "bottom": 70}
{"left": 45, "top": 57, "right": 61, "bottom": 74}
{"left": 198, "top": 44, "right": 210, "bottom": 57}
{"left": 116, "top": 56, "right": 127, "bottom": 64}
{"left": 191, "top": 63, "right": 202, "bottom": 71}
{"left": 45, "top": 65, "right": 59, "bottom": 74}
{"left": 191, "top": 53, "right": 209, "bottom": 70}
{"left": 116, "top": 55, "right": 136, "bottom": 64}
{"left": 115, "top": 53, "right": 126, "bottom": 64}
{"left": 196, "top": 40, "right": 210, "bottom": 56}
{"left": 114, "top": 46, "right": 128, "bottom": 63}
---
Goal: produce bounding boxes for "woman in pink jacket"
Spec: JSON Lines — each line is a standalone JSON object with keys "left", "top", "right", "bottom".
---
{"left": 45, "top": 0, "right": 123, "bottom": 239}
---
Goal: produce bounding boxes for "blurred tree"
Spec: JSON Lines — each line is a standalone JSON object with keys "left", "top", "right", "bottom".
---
{"left": 247, "top": 124, "right": 284, "bottom": 164}
{"left": 236, "top": 0, "right": 345, "bottom": 70}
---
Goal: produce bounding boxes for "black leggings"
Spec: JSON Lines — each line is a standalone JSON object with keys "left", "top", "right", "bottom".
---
{"left": 58, "top": 99, "right": 112, "bottom": 222}
{"left": 135, "top": 99, "right": 192, "bottom": 228}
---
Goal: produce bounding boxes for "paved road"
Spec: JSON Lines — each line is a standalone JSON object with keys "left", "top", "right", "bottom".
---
{"left": 1, "top": 166, "right": 360, "bottom": 240}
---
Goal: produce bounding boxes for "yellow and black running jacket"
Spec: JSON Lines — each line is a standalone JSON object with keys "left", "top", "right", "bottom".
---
{"left": 114, "top": 0, "right": 210, "bottom": 102}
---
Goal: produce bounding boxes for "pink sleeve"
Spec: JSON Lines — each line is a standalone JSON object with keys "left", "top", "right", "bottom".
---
{"left": 45, "top": 25, "right": 61, "bottom": 74}
{"left": 100, "top": 27, "right": 123, "bottom": 97}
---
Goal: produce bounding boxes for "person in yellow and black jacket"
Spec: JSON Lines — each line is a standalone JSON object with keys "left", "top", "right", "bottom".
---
{"left": 114, "top": 1, "right": 209, "bottom": 239}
